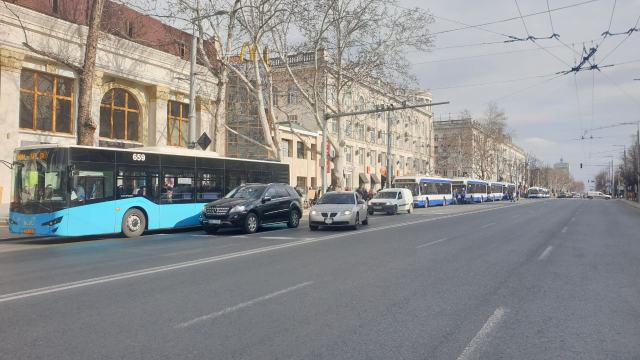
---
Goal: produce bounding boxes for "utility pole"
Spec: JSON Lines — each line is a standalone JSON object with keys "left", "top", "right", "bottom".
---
{"left": 386, "top": 110, "right": 393, "bottom": 188}
{"left": 637, "top": 121, "right": 639, "bottom": 202}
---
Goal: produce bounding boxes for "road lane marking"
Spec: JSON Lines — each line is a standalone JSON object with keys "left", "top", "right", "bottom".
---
{"left": 457, "top": 307, "right": 508, "bottom": 360}
{"left": 481, "top": 223, "right": 495, "bottom": 228}
{"left": 538, "top": 246, "right": 554, "bottom": 260}
{"left": 261, "top": 237, "right": 294, "bottom": 240}
{"left": 0, "top": 202, "right": 535, "bottom": 303}
{"left": 232, "top": 235, "right": 247, "bottom": 238}
{"left": 175, "top": 281, "right": 312, "bottom": 328}
{"left": 417, "top": 238, "right": 449, "bottom": 248}
{"left": 562, "top": 226, "right": 568, "bottom": 233}
{"left": 510, "top": 215, "right": 519, "bottom": 219}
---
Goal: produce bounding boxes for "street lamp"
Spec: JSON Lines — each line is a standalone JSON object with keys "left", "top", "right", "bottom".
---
{"left": 188, "top": 10, "right": 229, "bottom": 149}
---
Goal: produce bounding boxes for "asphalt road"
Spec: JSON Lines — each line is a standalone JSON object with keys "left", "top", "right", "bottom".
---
{"left": 0, "top": 198, "right": 639, "bottom": 359}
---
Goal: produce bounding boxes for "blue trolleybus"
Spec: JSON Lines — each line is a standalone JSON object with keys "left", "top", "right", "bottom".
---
{"left": 488, "top": 182, "right": 504, "bottom": 201}
{"left": 451, "top": 178, "right": 488, "bottom": 203}
{"left": 392, "top": 175, "right": 453, "bottom": 207}
{"left": 8, "top": 145, "right": 289, "bottom": 237}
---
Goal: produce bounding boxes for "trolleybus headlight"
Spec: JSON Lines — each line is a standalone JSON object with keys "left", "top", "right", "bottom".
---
{"left": 8, "top": 218, "right": 18, "bottom": 225}
{"left": 41, "top": 216, "right": 63, "bottom": 226}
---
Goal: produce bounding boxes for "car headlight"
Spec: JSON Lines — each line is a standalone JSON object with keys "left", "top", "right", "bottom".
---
{"left": 385, "top": 202, "right": 392, "bottom": 205}
{"left": 340, "top": 210, "right": 352, "bottom": 216}
{"left": 202, "top": 205, "right": 207, "bottom": 213}
{"left": 310, "top": 210, "right": 318, "bottom": 215}
{"left": 230, "top": 205, "right": 246, "bottom": 213}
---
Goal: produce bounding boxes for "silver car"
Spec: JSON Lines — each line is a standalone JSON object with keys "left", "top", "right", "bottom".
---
{"left": 309, "top": 192, "right": 369, "bottom": 230}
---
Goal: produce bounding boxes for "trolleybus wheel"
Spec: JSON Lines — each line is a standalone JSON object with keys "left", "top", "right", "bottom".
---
{"left": 122, "top": 208, "right": 146, "bottom": 238}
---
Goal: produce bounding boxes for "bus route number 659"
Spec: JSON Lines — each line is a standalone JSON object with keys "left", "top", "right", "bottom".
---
{"left": 132, "top": 153, "right": 146, "bottom": 161}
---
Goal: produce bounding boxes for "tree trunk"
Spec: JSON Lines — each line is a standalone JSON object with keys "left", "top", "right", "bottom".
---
{"left": 76, "top": 0, "right": 106, "bottom": 146}
{"left": 214, "top": 71, "right": 228, "bottom": 155}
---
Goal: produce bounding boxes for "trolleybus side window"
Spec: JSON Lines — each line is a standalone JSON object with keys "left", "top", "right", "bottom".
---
{"left": 117, "top": 165, "right": 158, "bottom": 202}
{"left": 161, "top": 167, "right": 195, "bottom": 203}
{"left": 197, "top": 169, "right": 224, "bottom": 202}
{"left": 70, "top": 163, "right": 115, "bottom": 206}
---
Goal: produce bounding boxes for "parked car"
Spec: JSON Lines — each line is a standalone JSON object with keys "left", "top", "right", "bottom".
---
{"left": 199, "top": 183, "right": 302, "bottom": 234}
{"left": 309, "top": 192, "right": 368, "bottom": 230}
{"left": 586, "top": 191, "right": 611, "bottom": 200}
{"left": 558, "top": 193, "right": 567, "bottom": 198}
{"left": 368, "top": 188, "right": 414, "bottom": 215}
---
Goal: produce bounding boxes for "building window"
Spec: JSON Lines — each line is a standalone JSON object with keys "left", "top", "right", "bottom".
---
{"left": 435, "top": 146, "right": 439, "bottom": 154}
{"left": 311, "top": 143, "right": 317, "bottom": 160}
{"left": 435, "top": 134, "right": 439, "bottom": 142}
{"left": 127, "top": 22, "right": 134, "bottom": 38}
{"left": 281, "top": 139, "right": 291, "bottom": 158}
{"left": 346, "top": 146, "right": 352, "bottom": 163}
{"left": 179, "top": 43, "right": 186, "bottom": 58}
{"left": 297, "top": 176, "right": 307, "bottom": 188}
{"left": 381, "top": 152, "right": 386, "bottom": 167}
{"left": 52, "top": 0, "right": 59, "bottom": 13}
{"left": 19, "top": 70, "right": 73, "bottom": 134}
{"left": 167, "top": 101, "right": 189, "bottom": 147}
{"left": 99, "top": 88, "right": 140, "bottom": 141}
{"left": 358, "top": 148, "right": 365, "bottom": 165}
{"left": 399, "top": 156, "right": 404, "bottom": 169}
{"left": 296, "top": 141, "right": 306, "bottom": 159}
{"left": 344, "top": 93, "right": 352, "bottom": 109}
{"left": 227, "top": 75, "right": 269, "bottom": 159}
{"left": 287, "top": 114, "right": 298, "bottom": 123}
{"left": 288, "top": 85, "right": 298, "bottom": 104}
{"left": 370, "top": 150, "right": 376, "bottom": 166}
{"left": 408, "top": 157, "right": 413, "bottom": 171}
{"left": 346, "top": 120, "right": 353, "bottom": 137}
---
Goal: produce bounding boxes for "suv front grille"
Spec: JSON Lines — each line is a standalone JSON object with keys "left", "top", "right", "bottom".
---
{"left": 206, "top": 207, "right": 230, "bottom": 215}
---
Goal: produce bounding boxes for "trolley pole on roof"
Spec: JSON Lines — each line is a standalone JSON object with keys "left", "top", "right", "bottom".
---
{"left": 324, "top": 101, "right": 449, "bottom": 189}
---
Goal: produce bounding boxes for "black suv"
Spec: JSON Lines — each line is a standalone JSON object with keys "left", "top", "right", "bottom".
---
{"left": 199, "top": 183, "right": 302, "bottom": 234}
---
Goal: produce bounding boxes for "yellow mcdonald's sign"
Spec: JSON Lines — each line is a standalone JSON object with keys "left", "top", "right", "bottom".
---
{"left": 240, "top": 42, "right": 269, "bottom": 65}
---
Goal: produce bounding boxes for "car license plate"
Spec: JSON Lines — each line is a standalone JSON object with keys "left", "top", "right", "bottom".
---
{"left": 209, "top": 220, "right": 221, "bottom": 224}
{"left": 324, "top": 218, "right": 333, "bottom": 224}
{"left": 374, "top": 206, "right": 381, "bottom": 209}
{"left": 23, "top": 229, "right": 35, "bottom": 235}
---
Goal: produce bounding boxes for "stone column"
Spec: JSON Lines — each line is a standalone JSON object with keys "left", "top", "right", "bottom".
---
{"left": 0, "top": 48, "right": 25, "bottom": 213}
{"left": 147, "top": 85, "right": 170, "bottom": 147}
{"left": 196, "top": 96, "right": 213, "bottom": 151}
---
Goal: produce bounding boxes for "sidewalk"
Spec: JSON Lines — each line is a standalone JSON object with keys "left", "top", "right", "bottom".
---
{"left": 618, "top": 199, "right": 640, "bottom": 211}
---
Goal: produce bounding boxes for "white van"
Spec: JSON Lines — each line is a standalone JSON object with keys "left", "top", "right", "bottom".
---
{"left": 368, "top": 188, "right": 414, "bottom": 215}
{"left": 587, "top": 191, "right": 611, "bottom": 200}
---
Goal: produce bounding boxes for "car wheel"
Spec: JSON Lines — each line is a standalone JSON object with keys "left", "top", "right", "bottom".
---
{"left": 243, "top": 213, "right": 259, "bottom": 234}
{"left": 203, "top": 225, "right": 219, "bottom": 234}
{"left": 287, "top": 209, "right": 301, "bottom": 228}
{"left": 362, "top": 213, "right": 369, "bottom": 225}
{"left": 351, "top": 213, "right": 360, "bottom": 230}
{"left": 391, "top": 205, "right": 398, "bottom": 215}
{"left": 309, "top": 225, "right": 319, "bottom": 231}
{"left": 122, "top": 208, "right": 145, "bottom": 238}
{"left": 588, "top": 196, "right": 593, "bottom": 199}
{"left": 407, "top": 203, "right": 413, "bottom": 214}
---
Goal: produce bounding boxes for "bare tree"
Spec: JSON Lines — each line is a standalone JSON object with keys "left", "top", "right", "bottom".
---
{"left": 270, "top": 0, "right": 434, "bottom": 189}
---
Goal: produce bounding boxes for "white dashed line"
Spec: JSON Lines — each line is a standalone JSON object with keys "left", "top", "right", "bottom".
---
{"left": 481, "top": 223, "right": 495, "bottom": 228}
{"left": 538, "top": 246, "right": 554, "bottom": 260}
{"left": 510, "top": 215, "right": 519, "bottom": 219}
{"left": 175, "top": 282, "right": 312, "bottom": 328}
{"left": 561, "top": 226, "right": 568, "bottom": 233}
{"left": 457, "top": 307, "right": 508, "bottom": 360}
{"left": 261, "top": 237, "right": 295, "bottom": 240}
{"left": 417, "top": 238, "right": 449, "bottom": 248}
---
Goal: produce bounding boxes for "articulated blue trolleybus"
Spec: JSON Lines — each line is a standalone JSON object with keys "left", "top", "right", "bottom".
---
{"left": 9, "top": 145, "right": 289, "bottom": 237}
{"left": 392, "top": 175, "right": 452, "bottom": 207}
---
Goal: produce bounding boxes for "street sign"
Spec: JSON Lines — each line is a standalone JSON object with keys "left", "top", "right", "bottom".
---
{"left": 197, "top": 133, "right": 211, "bottom": 150}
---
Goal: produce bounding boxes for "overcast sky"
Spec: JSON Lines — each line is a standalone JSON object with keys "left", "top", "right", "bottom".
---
{"left": 399, "top": 0, "right": 640, "bottom": 186}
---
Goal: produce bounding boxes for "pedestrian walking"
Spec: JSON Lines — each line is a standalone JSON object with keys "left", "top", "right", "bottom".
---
{"left": 452, "top": 189, "right": 458, "bottom": 205}
{"left": 516, "top": 190, "right": 520, "bottom": 201}
{"left": 461, "top": 189, "right": 466, "bottom": 204}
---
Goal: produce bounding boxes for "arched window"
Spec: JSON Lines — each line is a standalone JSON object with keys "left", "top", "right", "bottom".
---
{"left": 100, "top": 89, "right": 140, "bottom": 141}
{"left": 168, "top": 101, "right": 189, "bottom": 147}
{"left": 288, "top": 85, "right": 298, "bottom": 105}
{"left": 343, "top": 93, "right": 352, "bottom": 108}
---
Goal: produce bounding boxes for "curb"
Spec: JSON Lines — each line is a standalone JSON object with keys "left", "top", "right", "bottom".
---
{"left": 0, "top": 236, "right": 51, "bottom": 243}
{"left": 618, "top": 199, "right": 640, "bottom": 211}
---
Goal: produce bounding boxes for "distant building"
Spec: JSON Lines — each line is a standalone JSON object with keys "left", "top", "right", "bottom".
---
{"left": 433, "top": 118, "right": 526, "bottom": 185}
{"left": 554, "top": 158, "right": 570, "bottom": 172}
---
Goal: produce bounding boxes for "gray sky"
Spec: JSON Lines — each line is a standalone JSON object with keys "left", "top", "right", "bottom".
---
{"left": 400, "top": 0, "right": 640, "bottom": 186}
